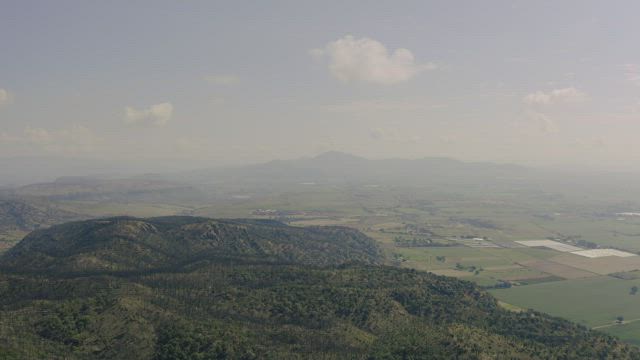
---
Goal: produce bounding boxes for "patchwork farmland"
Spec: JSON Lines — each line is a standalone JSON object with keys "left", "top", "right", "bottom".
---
{"left": 515, "top": 240, "right": 583, "bottom": 252}
{"left": 347, "top": 201, "right": 640, "bottom": 342}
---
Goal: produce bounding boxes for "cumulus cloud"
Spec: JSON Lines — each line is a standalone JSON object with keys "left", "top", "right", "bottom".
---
{"left": 124, "top": 102, "right": 173, "bottom": 126}
{"left": 525, "top": 111, "right": 559, "bottom": 134}
{"left": 519, "top": 106, "right": 560, "bottom": 134}
{"left": 311, "top": 35, "right": 436, "bottom": 84}
{"left": 0, "top": 88, "right": 13, "bottom": 108}
{"left": 521, "top": 87, "right": 587, "bottom": 134}
{"left": 523, "top": 87, "right": 587, "bottom": 106}
{"left": 204, "top": 74, "right": 239, "bottom": 85}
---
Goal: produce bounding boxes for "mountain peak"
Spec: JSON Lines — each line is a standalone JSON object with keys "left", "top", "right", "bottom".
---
{"left": 311, "top": 151, "right": 367, "bottom": 162}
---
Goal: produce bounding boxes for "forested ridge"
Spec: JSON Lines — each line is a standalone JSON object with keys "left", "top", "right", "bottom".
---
{"left": 0, "top": 217, "right": 637, "bottom": 359}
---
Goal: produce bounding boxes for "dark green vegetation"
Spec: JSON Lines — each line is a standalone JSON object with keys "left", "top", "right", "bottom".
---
{"left": 1, "top": 217, "right": 382, "bottom": 273}
{"left": 0, "top": 217, "right": 637, "bottom": 359}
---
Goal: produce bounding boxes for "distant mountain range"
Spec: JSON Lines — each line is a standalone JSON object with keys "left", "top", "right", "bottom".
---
{"left": 0, "top": 152, "right": 538, "bottom": 201}
{"left": 161, "top": 151, "right": 533, "bottom": 187}
{"left": 8, "top": 177, "right": 202, "bottom": 202}
{"left": 6, "top": 152, "right": 640, "bottom": 191}
{"left": 3, "top": 152, "right": 638, "bottom": 218}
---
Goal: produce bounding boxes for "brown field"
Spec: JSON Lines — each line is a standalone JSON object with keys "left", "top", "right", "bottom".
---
{"left": 498, "top": 270, "right": 552, "bottom": 282}
{"left": 484, "top": 265, "right": 522, "bottom": 271}
{"left": 610, "top": 270, "right": 640, "bottom": 280}
{"left": 551, "top": 253, "right": 640, "bottom": 275}
{"left": 519, "top": 259, "right": 597, "bottom": 279}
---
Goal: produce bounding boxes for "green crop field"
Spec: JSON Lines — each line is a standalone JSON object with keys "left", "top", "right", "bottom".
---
{"left": 604, "top": 321, "right": 640, "bottom": 346}
{"left": 490, "top": 276, "right": 640, "bottom": 328}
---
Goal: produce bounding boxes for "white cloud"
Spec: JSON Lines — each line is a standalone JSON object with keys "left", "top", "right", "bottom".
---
{"left": 312, "top": 35, "right": 436, "bottom": 84}
{"left": 537, "top": 114, "right": 559, "bottom": 134}
{"left": 204, "top": 74, "right": 239, "bottom": 85}
{"left": 523, "top": 87, "right": 587, "bottom": 106}
{"left": 124, "top": 102, "right": 173, "bottom": 126}
{"left": 521, "top": 87, "right": 586, "bottom": 134}
{"left": 0, "top": 88, "right": 13, "bottom": 108}
{"left": 523, "top": 110, "right": 559, "bottom": 134}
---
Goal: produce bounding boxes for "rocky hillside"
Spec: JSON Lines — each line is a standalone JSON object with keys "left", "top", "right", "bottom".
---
{"left": 0, "top": 216, "right": 383, "bottom": 273}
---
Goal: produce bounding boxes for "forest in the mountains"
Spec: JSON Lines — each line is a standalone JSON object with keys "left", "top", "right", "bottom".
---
{"left": 0, "top": 217, "right": 636, "bottom": 359}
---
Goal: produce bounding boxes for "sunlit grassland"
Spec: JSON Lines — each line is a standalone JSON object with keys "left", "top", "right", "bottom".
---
{"left": 604, "top": 321, "right": 640, "bottom": 346}
{"left": 491, "top": 276, "right": 640, "bottom": 327}
{"left": 396, "top": 246, "right": 559, "bottom": 285}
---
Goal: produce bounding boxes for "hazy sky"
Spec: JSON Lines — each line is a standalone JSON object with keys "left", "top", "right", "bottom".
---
{"left": 2, "top": 1, "right": 640, "bottom": 170}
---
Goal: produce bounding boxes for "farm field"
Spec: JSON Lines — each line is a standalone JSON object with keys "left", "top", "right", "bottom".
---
{"left": 394, "top": 245, "right": 601, "bottom": 285}
{"left": 265, "top": 192, "right": 640, "bottom": 346}
{"left": 490, "top": 276, "right": 640, "bottom": 328}
{"left": 536, "top": 217, "right": 640, "bottom": 252}
{"left": 605, "top": 321, "right": 640, "bottom": 346}
{"left": 549, "top": 253, "right": 640, "bottom": 275}
{"left": 518, "top": 259, "right": 595, "bottom": 279}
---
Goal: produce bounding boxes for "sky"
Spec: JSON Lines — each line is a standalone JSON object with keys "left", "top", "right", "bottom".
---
{"left": 2, "top": 1, "right": 640, "bottom": 171}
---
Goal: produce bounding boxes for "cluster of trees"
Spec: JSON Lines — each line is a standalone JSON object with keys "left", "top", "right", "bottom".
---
{"left": 1, "top": 261, "right": 636, "bottom": 359}
{"left": 392, "top": 236, "right": 455, "bottom": 248}
{"left": 455, "top": 263, "right": 483, "bottom": 275}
